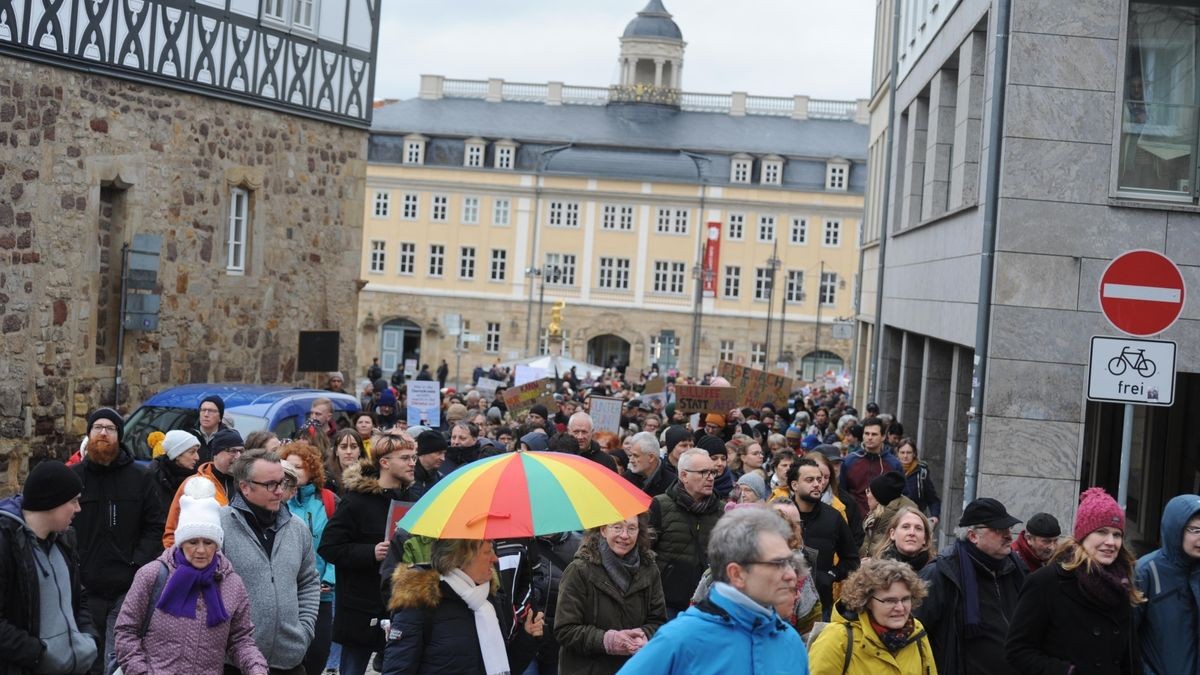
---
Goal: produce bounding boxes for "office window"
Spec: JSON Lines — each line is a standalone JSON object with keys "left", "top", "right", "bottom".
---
{"left": 820, "top": 271, "right": 838, "bottom": 305}
{"left": 545, "top": 253, "right": 576, "bottom": 287}
{"left": 719, "top": 340, "right": 736, "bottom": 363}
{"left": 548, "top": 201, "right": 580, "bottom": 228}
{"left": 785, "top": 270, "right": 804, "bottom": 302}
{"left": 598, "top": 257, "right": 631, "bottom": 290}
{"left": 404, "top": 138, "right": 425, "bottom": 165}
{"left": 495, "top": 144, "right": 515, "bottom": 169}
{"left": 652, "top": 261, "right": 686, "bottom": 294}
{"left": 226, "top": 187, "right": 248, "bottom": 273}
{"left": 459, "top": 246, "right": 476, "bottom": 279}
{"left": 398, "top": 242, "right": 415, "bottom": 275}
{"left": 601, "top": 204, "right": 635, "bottom": 231}
{"left": 462, "top": 196, "right": 480, "bottom": 224}
{"left": 762, "top": 159, "right": 782, "bottom": 185}
{"left": 656, "top": 207, "right": 688, "bottom": 235}
{"left": 493, "top": 198, "right": 511, "bottom": 226}
{"left": 754, "top": 267, "right": 773, "bottom": 301}
{"left": 826, "top": 161, "right": 848, "bottom": 190}
{"left": 485, "top": 322, "right": 501, "bottom": 353}
{"left": 790, "top": 217, "right": 807, "bottom": 244}
{"left": 723, "top": 265, "right": 741, "bottom": 299}
{"left": 731, "top": 158, "right": 752, "bottom": 183}
{"left": 402, "top": 193, "right": 419, "bottom": 220}
{"left": 368, "top": 240, "right": 385, "bottom": 274}
{"left": 1117, "top": 1, "right": 1200, "bottom": 201}
{"left": 750, "top": 342, "right": 766, "bottom": 368}
{"left": 372, "top": 191, "right": 390, "bottom": 218}
{"left": 428, "top": 244, "right": 445, "bottom": 277}
{"left": 824, "top": 219, "right": 841, "bottom": 246}
{"left": 489, "top": 249, "right": 507, "bottom": 281}
{"left": 757, "top": 215, "right": 776, "bottom": 242}
{"left": 431, "top": 195, "right": 448, "bottom": 222}
{"left": 464, "top": 142, "right": 484, "bottom": 168}
{"left": 727, "top": 213, "right": 745, "bottom": 240}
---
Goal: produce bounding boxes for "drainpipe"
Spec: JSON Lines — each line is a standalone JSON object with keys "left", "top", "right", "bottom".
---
{"left": 869, "top": 0, "right": 902, "bottom": 405}
{"left": 964, "top": 0, "right": 1012, "bottom": 504}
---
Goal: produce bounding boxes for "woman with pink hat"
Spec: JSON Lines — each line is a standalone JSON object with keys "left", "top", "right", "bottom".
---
{"left": 1006, "top": 487, "right": 1143, "bottom": 674}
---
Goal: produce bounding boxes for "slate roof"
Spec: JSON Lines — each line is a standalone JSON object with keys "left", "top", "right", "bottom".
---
{"left": 623, "top": 0, "right": 683, "bottom": 40}
{"left": 371, "top": 97, "right": 868, "bottom": 161}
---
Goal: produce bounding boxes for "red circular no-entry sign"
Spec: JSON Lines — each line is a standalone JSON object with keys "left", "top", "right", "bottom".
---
{"left": 1098, "top": 249, "right": 1185, "bottom": 336}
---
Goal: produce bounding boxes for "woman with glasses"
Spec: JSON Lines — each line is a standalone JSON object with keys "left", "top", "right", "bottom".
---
{"left": 326, "top": 428, "right": 367, "bottom": 496}
{"left": 808, "top": 557, "right": 934, "bottom": 674}
{"left": 555, "top": 513, "right": 666, "bottom": 674}
{"left": 319, "top": 432, "right": 422, "bottom": 675}
{"left": 1006, "top": 487, "right": 1142, "bottom": 675}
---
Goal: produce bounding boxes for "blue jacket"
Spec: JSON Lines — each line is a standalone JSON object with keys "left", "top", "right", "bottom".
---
{"left": 1134, "top": 493, "right": 1200, "bottom": 675}
{"left": 617, "top": 582, "right": 808, "bottom": 675}
{"left": 287, "top": 484, "right": 337, "bottom": 601}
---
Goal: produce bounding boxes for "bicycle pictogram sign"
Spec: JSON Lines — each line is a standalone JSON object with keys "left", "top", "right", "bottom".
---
{"left": 1107, "top": 347, "right": 1156, "bottom": 378}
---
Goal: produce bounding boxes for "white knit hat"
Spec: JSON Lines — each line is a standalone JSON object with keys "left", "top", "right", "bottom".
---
{"left": 175, "top": 478, "right": 224, "bottom": 547}
{"left": 162, "top": 430, "right": 200, "bottom": 461}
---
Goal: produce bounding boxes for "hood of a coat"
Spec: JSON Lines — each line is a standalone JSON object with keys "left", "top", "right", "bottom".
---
{"left": 388, "top": 564, "right": 443, "bottom": 611}
{"left": 0, "top": 495, "right": 25, "bottom": 524}
{"left": 1159, "top": 494, "right": 1200, "bottom": 566}
{"left": 341, "top": 460, "right": 385, "bottom": 495}
{"left": 696, "top": 582, "right": 790, "bottom": 635}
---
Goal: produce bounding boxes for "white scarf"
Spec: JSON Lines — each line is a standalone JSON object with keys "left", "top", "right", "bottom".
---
{"left": 441, "top": 568, "right": 510, "bottom": 675}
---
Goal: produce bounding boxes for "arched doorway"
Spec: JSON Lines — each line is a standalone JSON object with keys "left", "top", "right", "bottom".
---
{"left": 380, "top": 319, "right": 422, "bottom": 377}
{"left": 801, "top": 350, "right": 844, "bottom": 381}
{"left": 588, "top": 334, "right": 631, "bottom": 372}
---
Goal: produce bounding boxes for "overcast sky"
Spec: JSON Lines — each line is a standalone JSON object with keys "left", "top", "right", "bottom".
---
{"left": 375, "top": 1, "right": 877, "bottom": 103}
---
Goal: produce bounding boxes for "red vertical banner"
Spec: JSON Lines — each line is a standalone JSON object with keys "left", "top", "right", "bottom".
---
{"left": 702, "top": 221, "right": 721, "bottom": 297}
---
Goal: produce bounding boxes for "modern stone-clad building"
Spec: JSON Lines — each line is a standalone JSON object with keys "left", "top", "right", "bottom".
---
{"left": 0, "top": 0, "right": 379, "bottom": 481}
{"left": 859, "top": 0, "right": 1200, "bottom": 548}
{"left": 357, "top": 1, "right": 868, "bottom": 382}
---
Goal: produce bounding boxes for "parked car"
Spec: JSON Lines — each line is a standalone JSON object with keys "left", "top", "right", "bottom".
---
{"left": 122, "top": 384, "right": 360, "bottom": 461}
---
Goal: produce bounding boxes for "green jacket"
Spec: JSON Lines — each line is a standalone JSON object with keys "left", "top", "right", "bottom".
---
{"left": 648, "top": 482, "right": 722, "bottom": 610}
{"left": 554, "top": 535, "right": 666, "bottom": 675}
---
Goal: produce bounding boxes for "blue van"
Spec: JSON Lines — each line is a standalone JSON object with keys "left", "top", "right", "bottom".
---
{"left": 123, "top": 384, "right": 360, "bottom": 460}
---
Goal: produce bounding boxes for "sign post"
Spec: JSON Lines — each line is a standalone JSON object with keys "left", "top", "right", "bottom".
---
{"left": 1093, "top": 250, "right": 1186, "bottom": 509}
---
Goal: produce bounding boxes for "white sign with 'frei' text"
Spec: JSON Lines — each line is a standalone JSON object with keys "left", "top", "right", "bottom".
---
{"left": 1087, "top": 336, "right": 1176, "bottom": 406}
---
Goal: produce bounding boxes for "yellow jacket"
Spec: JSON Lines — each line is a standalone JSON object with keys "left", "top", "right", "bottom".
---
{"left": 808, "top": 602, "right": 936, "bottom": 675}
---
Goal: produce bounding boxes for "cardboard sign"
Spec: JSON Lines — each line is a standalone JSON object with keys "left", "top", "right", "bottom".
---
{"left": 717, "top": 362, "right": 794, "bottom": 408}
{"left": 641, "top": 376, "right": 668, "bottom": 408}
{"left": 675, "top": 384, "right": 741, "bottom": 415}
{"left": 589, "top": 396, "right": 623, "bottom": 434}
{"left": 514, "top": 365, "right": 545, "bottom": 386}
{"left": 475, "top": 377, "right": 503, "bottom": 399}
{"left": 502, "top": 377, "right": 556, "bottom": 416}
{"left": 406, "top": 380, "right": 441, "bottom": 427}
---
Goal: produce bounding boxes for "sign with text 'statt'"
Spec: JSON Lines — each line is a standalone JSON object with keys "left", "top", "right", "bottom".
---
{"left": 675, "top": 385, "right": 741, "bottom": 415}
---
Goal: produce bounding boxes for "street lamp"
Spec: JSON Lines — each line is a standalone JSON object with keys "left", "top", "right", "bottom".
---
{"left": 534, "top": 264, "right": 562, "bottom": 355}
{"left": 763, "top": 239, "right": 781, "bottom": 366}
{"left": 522, "top": 144, "right": 573, "bottom": 355}
{"left": 683, "top": 151, "right": 711, "bottom": 377}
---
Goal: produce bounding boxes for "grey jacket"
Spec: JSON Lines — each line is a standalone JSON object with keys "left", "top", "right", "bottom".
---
{"left": 219, "top": 495, "right": 320, "bottom": 670}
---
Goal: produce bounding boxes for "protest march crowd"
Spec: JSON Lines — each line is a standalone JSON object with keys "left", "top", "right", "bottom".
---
{"left": 2, "top": 361, "right": 1198, "bottom": 675}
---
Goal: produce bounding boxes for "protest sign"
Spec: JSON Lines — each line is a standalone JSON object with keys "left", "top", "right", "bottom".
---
{"left": 589, "top": 396, "right": 623, "bottom": 434}
{"left": 502, "top": 378, "right": 556, "bottom": 416}
{"left": 475, "top": 377, "right": 503, "bottom": 399}
{"left": 406, "top": 380, "right": 441, "bottom": 427}
{"left": 717, "top": 362, "right": 794, "bottom": 408}
{"left": 386, "top": 499, "right": 416, "bottom": 537}
{"left": 514, "top": 365, "right": 545, "bottom": 386}
{"left": 674, "top": 384, "right": 741, "bottom": 415}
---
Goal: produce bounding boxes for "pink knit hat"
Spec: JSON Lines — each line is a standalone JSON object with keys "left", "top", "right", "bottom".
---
{"left": 1073, "top": 487, "right": 1124, "bottom": 541}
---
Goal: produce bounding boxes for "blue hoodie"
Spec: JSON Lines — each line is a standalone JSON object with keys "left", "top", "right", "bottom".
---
{"left": 1134, "top": 493, "right": 1200, "bottom": 675}
{"left": 617, "top": 582, "right": 808, "bottom": 674}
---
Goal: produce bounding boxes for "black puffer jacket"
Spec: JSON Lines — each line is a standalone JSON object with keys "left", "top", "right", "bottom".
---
{"left": 71, "top": 449, "right": 166, "bottom": 600}
{"left": 146, "top": 455, "right": 195, "bottom": 510}
{"left": 318, "top": 460, "right": 419, "bottom": 647}
{"left": 381, "top": 565, "right": 537, "bottom": 675}
{"left": 0, "top": 496, "right": 97, "bottom": 675}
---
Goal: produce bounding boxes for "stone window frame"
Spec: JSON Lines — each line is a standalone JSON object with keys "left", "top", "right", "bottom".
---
{"left": 548, "top": 200, "right": 580, "bottom": 228}
{"left": 750, "top": 341, "right": 766, "bottom": 368}
{"left": 227, "top": 187, "right": 250, "bottom": 274}
{"left": 723, "top": 265, "right": 741, "bottom": 299}
{"left": 403, "top": 134, "right": 427, "bottom": 165}
{"left": 544, "top": 252, "right": 577, "bottom": 287}
{"left": 401, "top": 192, "right": 419, "bottom": 220}
{"left": 222, "top": 166, "right": 264, "bottom": 277}
{"left": 372, "top": 190, "right": 390, "bottom": 218}
{"left": 719, "top": 340, "right": 736, "bottom": 363}
{"left": 819, "top": 271, "right": 838, "bottom": 306}
{"left": 651, "top": 260, "right": 687, "bottom": 295}
{"left": 756, "top": 214, "right": 776, "bottom": 243}
{"left": 730, "top": 154, "right": 753, "bottom": 184}
{"left": 492, "top": 197, "right": 511, "bottom": 226}
{"left": 655, "top": 206, "right": 689, "bottom": 236}
{"left": 753, "top": 267, "right": 772, "bottom": 302}
{"left": 462, "top": 196, "right": 481, "bottom": 224}
{"left": 726, "top": 212, "right": 745, "bottom": 240}
{"left": 785, "top": 269, "right": 805, "bottom": 303}
{"left": 597, "top": 256, "right": 632, "bottom": 290}
{"left": 494, "top": 140, "right": 519, "bottom": 170}
{"left": 428, "top": 244, "right": 446, "bottom": 278}
{"left": 790, "top": 216, "right": 808, "bottom": 245}
{"left": 431, "top": 194, "right": 449, "bottom": 222}
{"left": 825, "top": 159, "right": 849, "bottom": 191}
{"left": 464, "top": 138, "right": 486, "bottom": 168}
{"left": 489, "top": 248, "right": 507, "bottom": 282}
{"left": 761, "top": 156, "right": 784, "bottom": 185}
{"left": 368, "top": 239, "right": 386, "bottom": 274}
{"left": 823, "top": 219, "right": 842, "bottom": 247}
{"left": 601, "top": 204, "right": 635, "bottom": 232}
{"left": 458, "top": 246, "right": 476, "bottom": 280}
{"left": 485, "top": 321, "right": 501, "bottom": 354}
{"left": 398, "top": 242, "right": 416, "bottom": 275}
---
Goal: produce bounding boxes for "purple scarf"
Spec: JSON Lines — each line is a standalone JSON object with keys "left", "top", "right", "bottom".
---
{"left": 156, "top": 548, "right": 230, "bottom": 627}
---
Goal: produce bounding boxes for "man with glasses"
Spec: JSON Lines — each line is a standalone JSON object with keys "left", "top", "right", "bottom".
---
{"left": 621, "top": 508, "right": 808, "bottom": 673}
{"left": 789, "top": 457, "right": 858, "bottom": 620}
{"left": 567, "top": 411, "right": 619, "bottom": 472}
{"left": 625, "top": 431, "right": 673, "bottom": 497}
{"left": 194, "top": 394, "right": 228, "bottom": 462}
{"left": 916, "top": 497, "right": 1025, "bottom": 675}
{"left": 72, "top": 407, "right": 165, "bottom": 675}
{"left": 221, "top": 448, "right": 319, "bottom": 675}
{"left": 319, "top": 432, "right": 420, "bottom": 675}
{"left": 649, "top": 448, "right": 723, "bottom": 618}
{"left": 163, "top": 427, "right": 244, "bottom": 547}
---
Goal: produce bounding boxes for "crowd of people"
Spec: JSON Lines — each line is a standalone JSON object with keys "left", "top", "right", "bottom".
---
{"left": 1, "top": 363, "right": 1198, "bottom": 675}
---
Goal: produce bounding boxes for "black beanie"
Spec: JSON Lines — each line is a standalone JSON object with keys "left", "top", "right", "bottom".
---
{"left": 22, "top": 461, "right": 83, "bottom": 511}
{"left": 870, "top": 471, "right": 907, "bottom": 506}
{"left": 416, "top": 430, "right": 448, "bottom": 456}
{"left": 697, "top": 434, "right": 727, "bottom": 457}
{"left": 201, "top": 395, "right": 226, "bottom": 419}
{"left": 664, "top": 425, "right": 691, "bottom": 452}
{"left": 529, "top": 404, "right": 549, "bottom": 419}
{"left": 209, "top": 428, "right": 244, "bottom": 454}
{"left": 87, "top": 407, "right": 124, "bottom": 444}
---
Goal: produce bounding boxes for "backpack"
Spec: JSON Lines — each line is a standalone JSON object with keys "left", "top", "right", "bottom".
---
{"left": 320, "top": 488, "right": 338, "bottom": 519}
{"left": 806, "top": 620, "right": 854, "bottom": 675}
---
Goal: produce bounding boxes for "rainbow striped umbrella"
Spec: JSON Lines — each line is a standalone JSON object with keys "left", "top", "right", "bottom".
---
{"left": 396, "top": 451, "right": 653, "bottom": 539}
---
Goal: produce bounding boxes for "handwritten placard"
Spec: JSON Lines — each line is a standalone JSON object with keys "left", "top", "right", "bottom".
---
{"left": 675, "top": 384, "right": 741, "bottom": 415}
{"left": 717, "top": 362, "right": 794, "bottom": 408}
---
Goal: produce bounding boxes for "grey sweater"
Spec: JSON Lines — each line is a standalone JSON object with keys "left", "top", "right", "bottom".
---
{"left": 219, "top": 496, "right": 319, "bottom": 670}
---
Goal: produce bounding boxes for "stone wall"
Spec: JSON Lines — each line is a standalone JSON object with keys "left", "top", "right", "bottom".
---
{"left": 0, "top": 58, "right": 368, "bottom": 489}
